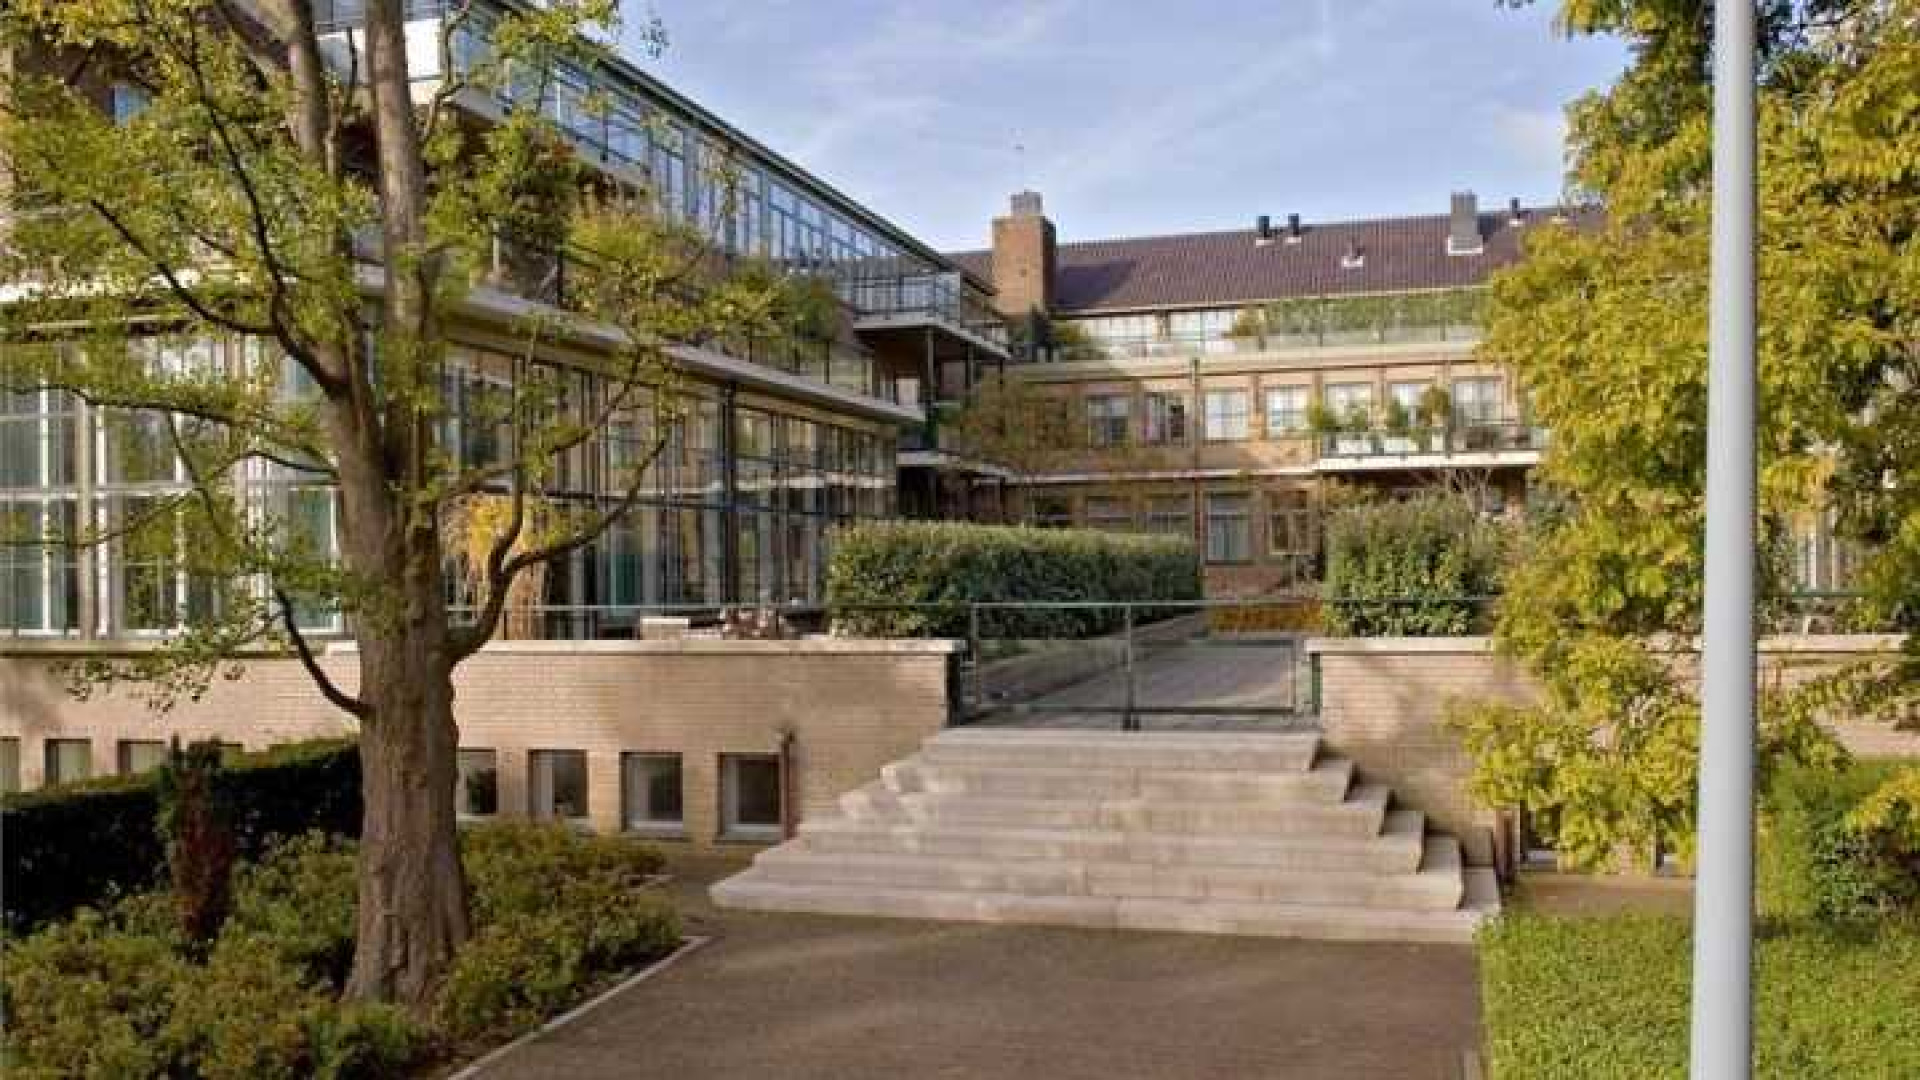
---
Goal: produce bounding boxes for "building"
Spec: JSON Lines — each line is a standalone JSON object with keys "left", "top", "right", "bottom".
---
{"left": 0, "top": 0, "right": 1012, "bottom": 645}
{"left": 949, "top": 191, "right": 1565, "bottom": 596}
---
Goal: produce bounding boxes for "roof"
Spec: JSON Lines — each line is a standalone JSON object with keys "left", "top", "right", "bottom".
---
{"left": 947, "top": 205, "right": 1596, "bottom": 314}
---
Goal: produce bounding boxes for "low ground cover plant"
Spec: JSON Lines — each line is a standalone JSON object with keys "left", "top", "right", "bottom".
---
{"left": 1, "top": 823, "right": 677, "bottom": 1079}
{"left": 1481, "top": 759, "right": 1920, "bottom": 1078}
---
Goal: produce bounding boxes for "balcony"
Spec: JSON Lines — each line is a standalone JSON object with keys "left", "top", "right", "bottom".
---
{"left": 1313, "top": 421, "right": 1547, "bottom": 471}
{"left": 835, "top": 270, "right": 1009, "bottom": 357}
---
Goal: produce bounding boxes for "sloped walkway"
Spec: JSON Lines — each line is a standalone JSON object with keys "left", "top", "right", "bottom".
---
{"left": 474, "top": 856, "right": 1482, "bottom": 1080}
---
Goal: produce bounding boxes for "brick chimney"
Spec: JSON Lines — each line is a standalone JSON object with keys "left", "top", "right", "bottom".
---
{"left": 990, "top": 190, "right": 1056, "bottom": 319}
{"left": 1447, "top": 190, "right": 1483, "bottom": 256}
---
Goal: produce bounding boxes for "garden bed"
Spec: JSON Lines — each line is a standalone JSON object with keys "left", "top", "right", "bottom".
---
{"left": 1, "top": 823, "right": 679, "bottom": 1079}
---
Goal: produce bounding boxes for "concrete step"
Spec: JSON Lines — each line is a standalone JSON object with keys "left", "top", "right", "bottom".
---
{"left": 882, "top": 756, "right": 1354, "bottom": 804}
{"left": 920, "top": 729, "right": 1320, "bottom": 774}
{"left": 750, "top": 848, "right": 1464, "bottom": 910}
{"left": 710, "top": 876, "right": 1490, "bottom": 946}
{"left": 797, "top": 808, "right": 1429, "bottom": 874}
{"left": 886, "top": 784, "right": 1389, "bottom": 836}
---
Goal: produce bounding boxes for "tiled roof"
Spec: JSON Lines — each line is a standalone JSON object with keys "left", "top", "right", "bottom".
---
{"left": 948, "top": 206, "right": 1595, "bottom": 314}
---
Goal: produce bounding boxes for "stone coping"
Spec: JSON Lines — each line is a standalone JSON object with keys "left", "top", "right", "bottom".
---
{"left": 1, "top": 636, "right": 964, "bottom": 658}
{"left": 1305, "top": 633, "right": 1907, "bottom": 657}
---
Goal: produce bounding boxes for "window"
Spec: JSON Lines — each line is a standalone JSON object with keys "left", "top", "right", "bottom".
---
{"left": 45, "top": 739, "right": 91, "bottom": 786}
{"left": 1143, "top": 392, "right": 1188, "bottom": 445}
{"left": 1084, "top": 395, "right": 1131, "bottom": 448}
{"left": 110, "top": 83, "right": 150, "bottom": 125}
{"left": 1267, "top": 490, "right": 1316, "bottom": 556}
{"left": 1205, "top": 494, "right": 1252, "bottom": 564}
{"left": 1203, "top": 389, "right": 1249, "bottom": 441}
{"left": 117, "top": 740, "right": 167, "bottom": 776}
{"left": 1263, "top": 385, "right": 1308, "bottom": 436}
{"left": 1032, "top": 496, "right": 1073, "bottom": 529}
{"left": 1084, "top": 496, "right": 1133, "bottom": 533}
{"left": 528, "top": 749, "right": 589, "bottom": 821}
{"left": 622, "top": 753, "right": 684, "bottom": 833}
{"left": 1323, "top": 382, "right": 1374, "bottom": 426}
{"left": 1452, "top": 376, "right": 1503, "bottom": 425}
{"left": 721, "top": 753, "right": 783, "bottom": 837}
{"left": 1144, "top": 495, "right": 1192, "bottom": 537}
{"left": 1388, "top": 381, "right": 1430, "bottom": 419}
{"left": 458, "top": 749, "right": 499, "bottom": 818}
{"left": 0, "top": 737, "right": 19, "bottom": 793}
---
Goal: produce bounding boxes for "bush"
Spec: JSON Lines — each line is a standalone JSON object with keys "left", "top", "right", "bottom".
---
{"left": 1761, "top": 759, "right": 1920, "bottom": 921}
{"left": 1, "top": 823, "right": 676, "bottom": 1078}
{"left": 1480, "top": 913, "right": 1920, "bottom": 1078}
{"left": 1, "top": 738, "right": 361, "bottom": 932}
{"left": 1322, "top": 494, "right": 1505, "bottom": 636}
{"left": 825, "top": 520, "right": 1201, "bottom": 639}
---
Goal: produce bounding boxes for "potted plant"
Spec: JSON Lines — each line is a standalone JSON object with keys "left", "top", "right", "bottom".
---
{"left": 1382, "top": 398, "right": 1417, "bottom": 454}
{"left": 1226, "top": 307, "right": 1267, "bottom": 352}
{"left": 1334, "top": 404, "right": 1374, "bottom": 456}
{"left": 1418, "top": 384, "right": 1452, "bottom": 451}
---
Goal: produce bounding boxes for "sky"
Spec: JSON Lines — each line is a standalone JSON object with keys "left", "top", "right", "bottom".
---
{"left": 636, "top": 1, "right": 1631, "bottom": 252}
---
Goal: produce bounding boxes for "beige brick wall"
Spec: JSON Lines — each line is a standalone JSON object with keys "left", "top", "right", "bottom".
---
{"left": 1, "top": 639, "right": 959, "bottom": 852}
{"left": 1308, "top": 635, "right": 1919, "bottom": 867}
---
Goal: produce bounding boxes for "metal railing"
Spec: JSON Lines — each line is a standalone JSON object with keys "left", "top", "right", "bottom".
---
{"left": 833, "top": 271, "right": 1009, "bottom": 350}
{"left": 1023, "top": 323, "right": 1484, "bottom": 364}
{"left": 1315, "top": 421, "right": 1549, "bottom": 459}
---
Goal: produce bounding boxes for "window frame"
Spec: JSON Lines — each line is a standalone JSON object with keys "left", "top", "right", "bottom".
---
{"left": 719, "top": 752, "right": 784, "bottom": 840}
{"left": 622, "top": 752, "right": 686, "bottom": 835}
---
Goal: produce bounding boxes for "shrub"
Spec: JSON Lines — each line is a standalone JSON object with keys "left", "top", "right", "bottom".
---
{"left": 1, "top": 738, "right": 361, "bottom": 932}
{"left": 160, "top": 933, "right": 331, "bottom": 1080}
{"left": 825, "top": 520, "right": 1201, "bottom": 639}
{"left": 1480, "top": 913, "right": 1920, "bottom": 1079}
{"left": 309, "top": 1002, "right": 424, "bottom": 1080}
{"left": 157, "top": 741, "right": 238, "bottom": 948}
{"left": 1322, "top": 494, "right": 1505, "bottom": 636}
{"left": 226, "top": 832, "right": 360, "bottom": 987}
{"left": 0, "top": 907, "right": 190, "bottom": 1079}
{"left": 1761, "top": 759, "right": 1920, "bottom": 921}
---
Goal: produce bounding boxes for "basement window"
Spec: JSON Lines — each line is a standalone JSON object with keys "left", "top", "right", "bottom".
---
{"left": 529, "top": 749, "right": 589, "bottom": 821}
{"left": 45, "top": 739, "right": 92, "bottom": 786}
{"left": 623, "top": 753, "right": 685, "bottom": 835}
{"left": 457, "top": 749, "right": 500, "bottom": 818}
{"left": 117, "top": 740, "right": 167, "bottom": 776}
{"left": 720, "top": 753, "right": 783, "bottom": 840}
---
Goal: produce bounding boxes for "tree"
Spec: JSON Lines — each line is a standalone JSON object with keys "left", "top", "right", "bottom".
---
{"left": 0, "top": 0, "right": 781, "bottom": 1007}
{"left": 945, "top": 372, "right": 1084, "bottom": 521}
{"left": 1453, "top": 0, "right": 1919, "bottom": 866}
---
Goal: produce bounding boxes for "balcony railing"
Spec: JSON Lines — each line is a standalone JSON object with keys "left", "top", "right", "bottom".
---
{"left": 834, "top": 270, "right": 1009, "bottom": 351}
{"left": 1025, "top": 321, "right": 1483, "bottom": 364}
{"left": 1315, "top": 421, "right": 1548, "bottom": 460}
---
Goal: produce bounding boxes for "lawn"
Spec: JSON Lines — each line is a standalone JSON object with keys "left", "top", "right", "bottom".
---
{"left": 1479, "top": 912, "right": 1920, "bottom": 1079}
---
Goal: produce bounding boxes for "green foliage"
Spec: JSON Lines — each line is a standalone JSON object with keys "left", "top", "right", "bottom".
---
{"left": 1761, "top": 758, "right": 1920, "bottom": 922}
{"left": 1450, "top": 638, "right": 1849, "bottom": 870}
{"left": 824, "top": 520, "right": 1202, "bottom": 639}
{"left": 945, "top": 374, "right": 1085, "bottom": 481}
{"left": 0, "top": 823, "right": 677, "bottom": 1077}
{"left": 1, "top": 739, "right": 360, "bottom": 932}
{"left": 1322, "top": 495, "right": 1505, "bottom": 636}
{"left": 1479, "top": 913, "right": 1920, "bottom": 1079}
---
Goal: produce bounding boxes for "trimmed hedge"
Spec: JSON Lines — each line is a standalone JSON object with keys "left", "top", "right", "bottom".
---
{"left": 825, "top": 520, "right": 1202, "bottom": 639}
{"left": 0, "top": 738, "right": 361, "bottom": 933}
{"left": 1480, "top": 913, "right": 1920, "bottom": 1079}
{"left": 1323, "top": 495, "right": 1504, "bottom": 636}
{"left": 1760, "top": 758, "right": 1920, "bottom": 921}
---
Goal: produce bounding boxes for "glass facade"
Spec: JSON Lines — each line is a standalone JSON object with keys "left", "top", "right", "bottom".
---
{"left": 2, "top": 335, "right": 896, "bottom": 639}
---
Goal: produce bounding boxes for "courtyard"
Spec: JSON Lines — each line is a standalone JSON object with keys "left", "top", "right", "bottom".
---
{"left": 474, "top": 857, "right": 1483, "bottom": 1080}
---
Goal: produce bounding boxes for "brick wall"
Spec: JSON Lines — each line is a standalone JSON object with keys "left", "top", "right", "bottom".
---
{"left": 0, "top": 639, "right": 959, "bottom": 852}
{"left": 1308, "top": 635, "right": 1919, "bottom": 867}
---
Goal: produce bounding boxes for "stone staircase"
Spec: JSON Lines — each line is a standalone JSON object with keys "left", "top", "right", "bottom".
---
{"left": 711, "top": 729, "right": 1499, "bottom": 944}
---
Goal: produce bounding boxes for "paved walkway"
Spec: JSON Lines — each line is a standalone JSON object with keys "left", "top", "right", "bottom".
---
{"left": 476, "top": 856, "right": 1482, "bottom": 1080}
{"left": 975, "top": 638, "right": 1305, "bottom": 732}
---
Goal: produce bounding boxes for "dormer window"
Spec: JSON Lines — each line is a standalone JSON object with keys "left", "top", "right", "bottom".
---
{"left": 1340, "top": 243, "right": 1365, "bottom": 270}
{"left": 110, "top": 83, "right": 150, "bottom": 125}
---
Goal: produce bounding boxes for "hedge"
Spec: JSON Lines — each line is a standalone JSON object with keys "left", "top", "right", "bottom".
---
{"left": 824, "top": 520, "right": 1202, "bottom": 639}
{"left": 1323, "top": 495, "right": 1504, "bottom": 636}
{"left": 1479, "top": 914, "right": 1920, "bottom": 1079}
{"left": 1760, "top": 758, "right": 1919, "bottom": 921}
{"left": 0, "top": 738, "right": 361, "bottom": 932}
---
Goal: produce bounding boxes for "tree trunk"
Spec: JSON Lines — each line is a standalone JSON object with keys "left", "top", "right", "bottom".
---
{"left": 343, "top": 624, "right": 471, "bottom": 1008}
